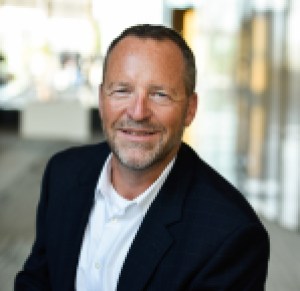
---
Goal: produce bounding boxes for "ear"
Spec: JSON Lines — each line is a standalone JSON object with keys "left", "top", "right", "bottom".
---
{"left": 184, "top": 93, "right": 198, "bottom": 127}
{"left": 98, "top": 84, "right": 103, "bottom": 118}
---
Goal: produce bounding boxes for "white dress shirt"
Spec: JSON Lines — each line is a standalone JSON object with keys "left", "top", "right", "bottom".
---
{"left": 76, "top": 154, "right": 175, "bottom": 291}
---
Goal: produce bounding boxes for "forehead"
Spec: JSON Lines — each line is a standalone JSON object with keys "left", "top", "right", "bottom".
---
{"left": 106, "top": 36, "right": 185, "bottom": 68}
{"left": 104, "top": 36, "right": 186, "bottom": 84}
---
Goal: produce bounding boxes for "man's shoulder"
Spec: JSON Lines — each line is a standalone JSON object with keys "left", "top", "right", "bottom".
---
{"left": 46, "top": 141, "right": 110, "bottom": 175}
{"left": 50, "top": 141, "right": 109, "bottom": 162}
{"left": 177, "top": 143, "right": 263, "bottom": 226}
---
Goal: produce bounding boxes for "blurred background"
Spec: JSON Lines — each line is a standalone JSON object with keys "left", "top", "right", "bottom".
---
{"left": 0, "top": 0, "right": 299, "bottom": 290}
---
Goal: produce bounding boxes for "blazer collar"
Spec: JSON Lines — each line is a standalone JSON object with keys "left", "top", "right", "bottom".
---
{"left": 59, "top": 142, "right": 111, "bottom": 290}
{"left": 76, "top": 142, "right": 111, "bottom": 186}
{"left": 117, "top": 143, "right": 196, "bottom": 291}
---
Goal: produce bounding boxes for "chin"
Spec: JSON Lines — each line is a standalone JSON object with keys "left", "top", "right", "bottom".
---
{"left": 116, "top": 150, "right": 158, "bottom": 171}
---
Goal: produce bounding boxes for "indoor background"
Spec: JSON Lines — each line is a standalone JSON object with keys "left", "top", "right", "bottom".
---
{"left": 0, "top": 0, "right": 299, "bottom": 290}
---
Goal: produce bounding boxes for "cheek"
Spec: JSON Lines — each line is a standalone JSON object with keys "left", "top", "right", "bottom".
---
{"left": 158, "top": 109, "right": 186, "bottom": 132}
{"left": 101, "top": 101, "right": 123, "bottom": 122}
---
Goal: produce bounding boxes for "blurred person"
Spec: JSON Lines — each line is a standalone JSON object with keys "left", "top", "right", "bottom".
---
{"left": 15, "top": 24, "right": 269, "bottom": 291}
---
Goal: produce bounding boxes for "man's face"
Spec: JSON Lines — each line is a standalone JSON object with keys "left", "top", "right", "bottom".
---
{"left": 99, "top": 36, "right": 197, "bottom": 171}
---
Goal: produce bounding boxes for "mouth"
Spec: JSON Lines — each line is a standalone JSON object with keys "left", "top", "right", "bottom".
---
{"left": 116, "top": 127, "right": 161, "bottom": 142}
{"left": 121, "top": 129, "right": 157, "bottom": 136}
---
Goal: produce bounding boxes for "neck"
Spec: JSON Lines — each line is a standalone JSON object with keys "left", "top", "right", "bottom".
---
{"left": 110, "top": 155, "right": 174, "bottom": 200}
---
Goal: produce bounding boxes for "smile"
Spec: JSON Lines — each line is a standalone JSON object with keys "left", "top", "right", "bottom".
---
{"left": 116, "top": 127, "right": 161, "bottom": 142}
{"left": 122, "top": 129, "right": 156, "bottom": 136}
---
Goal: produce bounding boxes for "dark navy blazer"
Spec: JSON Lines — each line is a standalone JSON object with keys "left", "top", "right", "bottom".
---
{"left": 15, "top": 142, "right": 269, "bottom": 290}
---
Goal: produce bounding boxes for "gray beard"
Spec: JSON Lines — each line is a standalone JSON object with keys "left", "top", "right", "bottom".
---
{"left": 103, "top": 126, "right": 184, "bottom": 171}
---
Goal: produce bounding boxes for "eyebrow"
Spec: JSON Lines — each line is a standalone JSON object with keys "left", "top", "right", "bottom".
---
{"left": 105, "top": 82, "right": 132, "bottom": 89}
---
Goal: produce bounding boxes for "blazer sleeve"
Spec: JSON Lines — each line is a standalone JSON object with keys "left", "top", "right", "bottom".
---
{"left": 14, "top": 158, "right": 53, "bottom": 291}
{"left": 189, "top": 223, "right": 270, "bottom": 291}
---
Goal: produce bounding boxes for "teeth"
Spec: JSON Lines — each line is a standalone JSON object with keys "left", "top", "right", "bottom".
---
{"left": 126, "top": 130, "right": 153, "bottom": 135}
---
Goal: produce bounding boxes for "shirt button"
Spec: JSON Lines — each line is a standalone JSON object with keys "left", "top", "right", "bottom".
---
{"left": 95, "top": 262, "right": 100, "bottom": 269}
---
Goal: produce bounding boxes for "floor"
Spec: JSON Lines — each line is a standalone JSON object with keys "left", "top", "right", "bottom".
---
{"left": 0, "top": 132, "right": 300, "bottom": 291}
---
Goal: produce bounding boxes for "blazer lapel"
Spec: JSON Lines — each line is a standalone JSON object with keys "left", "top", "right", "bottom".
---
{"left": 60, "top": 183, "right": 97, "bottom": 290}
{"left": 117, "top": 217, "right": 174, "bottom": 291}
{"left": 57, "top": 144, "right": 110, "bottom": 290}
{"left": 117, "top": 143, "right": 196, "bottom": 291}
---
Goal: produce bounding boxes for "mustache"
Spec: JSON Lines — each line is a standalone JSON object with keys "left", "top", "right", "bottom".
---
{"left": 113, "top": 119, "right": 165, "bottom": 131}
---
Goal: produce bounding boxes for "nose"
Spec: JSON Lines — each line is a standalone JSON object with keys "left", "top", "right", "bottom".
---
{"left": 127, "top": 90, "right": 152, "bottom": 121}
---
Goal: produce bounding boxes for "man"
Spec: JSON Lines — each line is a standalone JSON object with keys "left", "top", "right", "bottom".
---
{"left": 15, "top": 24, "right": 269, "bottom": 290}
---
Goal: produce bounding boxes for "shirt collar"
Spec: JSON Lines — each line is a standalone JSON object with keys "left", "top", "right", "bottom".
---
{"left": 95, "top": 153, "right": 175, "bottom": 219}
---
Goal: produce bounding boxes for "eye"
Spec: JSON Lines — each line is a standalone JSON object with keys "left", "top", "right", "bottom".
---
{"left": 150, "top": 91, "right": 172, "bottom": 105}
{"left": 110, "top": 87, "right": 132, "bottom": 98}
{"left": 115, "top": 88, "right": 129, "bottom": 93}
